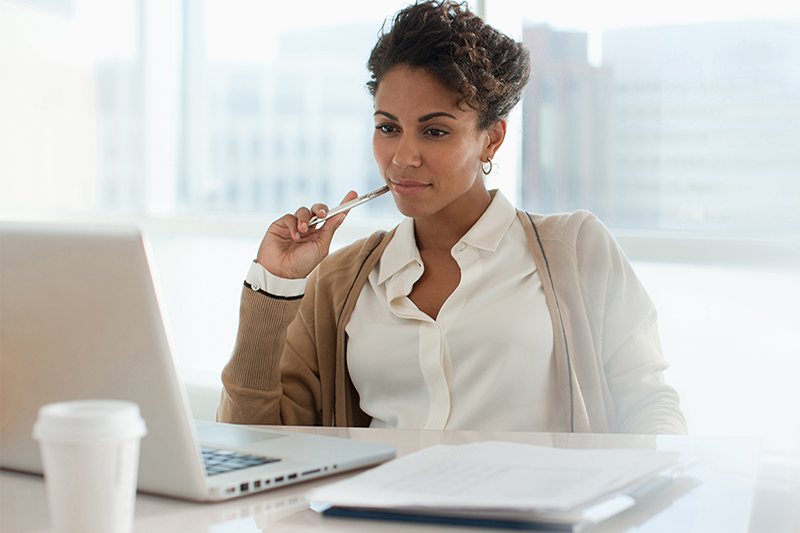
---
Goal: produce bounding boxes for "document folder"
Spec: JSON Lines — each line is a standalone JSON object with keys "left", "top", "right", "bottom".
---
{"left": 308, "top": 441, "right": 697, "bottom": 531}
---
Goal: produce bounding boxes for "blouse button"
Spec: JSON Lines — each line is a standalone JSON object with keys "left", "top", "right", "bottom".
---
{"left": 250, "top": 282, "right": 261, "bottom": 292}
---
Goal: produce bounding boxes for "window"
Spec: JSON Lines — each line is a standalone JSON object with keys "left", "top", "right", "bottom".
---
{"left": 5, "top": 0, "right": 798, "bottom": 240}
{"left": 180, "top": 0, "right": 402, "bottom": 219}
{"left": 2, "top": 0, "right": 799, "bottom": 437}
{"left": 1, "top": 0, "right": 141, "bottom": 215}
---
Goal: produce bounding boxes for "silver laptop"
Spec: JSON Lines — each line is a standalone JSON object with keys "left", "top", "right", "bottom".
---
{"left": 0, "top": 222, "right": 395, "bottom": 501}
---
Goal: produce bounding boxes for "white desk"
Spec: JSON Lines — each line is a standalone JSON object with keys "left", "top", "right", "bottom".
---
{"left": 2, "top": 427, "right": 799, "bottom": 532}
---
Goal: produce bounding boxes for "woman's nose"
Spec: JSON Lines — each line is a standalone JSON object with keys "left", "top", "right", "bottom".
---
{"left": 392, "top": 134, "right": 422, "bottom": 168}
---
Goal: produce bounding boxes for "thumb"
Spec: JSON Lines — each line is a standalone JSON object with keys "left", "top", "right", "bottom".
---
{"left": 316, "top": 190, "right": 358, "bottom": 239}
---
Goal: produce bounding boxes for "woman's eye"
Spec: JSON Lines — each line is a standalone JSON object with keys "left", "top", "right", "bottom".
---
{"left": 426, "top": 128, "right": 449, "bottom": 138}
{"left": 376, "top": 124, "right": 397, "bottom": 134}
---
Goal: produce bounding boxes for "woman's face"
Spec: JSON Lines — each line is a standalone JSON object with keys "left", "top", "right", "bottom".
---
{"left": 372, "top": 66, "right": 503, "bottom": 222}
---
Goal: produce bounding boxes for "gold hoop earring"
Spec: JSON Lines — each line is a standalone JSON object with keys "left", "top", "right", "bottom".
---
{"left": 481, "top": 158, "right": 493, "bottom": 175}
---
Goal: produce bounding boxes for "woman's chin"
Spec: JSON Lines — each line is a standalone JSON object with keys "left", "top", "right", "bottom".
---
{"left": 394, "top": 201, "right": 429, "bottom": 220}
{"left": 395, "top": 204, "right": 422, "bottom": 218}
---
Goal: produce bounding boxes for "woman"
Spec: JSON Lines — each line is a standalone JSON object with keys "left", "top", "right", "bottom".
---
{"left": 218, "top": 0, "right": 687, "bottom": 434}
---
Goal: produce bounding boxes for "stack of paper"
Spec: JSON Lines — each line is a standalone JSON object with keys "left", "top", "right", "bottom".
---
{"left": 307, "top": 441, "right": 694, "bottom": 531}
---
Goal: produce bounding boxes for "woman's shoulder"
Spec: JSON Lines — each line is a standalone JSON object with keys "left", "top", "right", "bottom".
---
{"left": 519, "top": 210, "right": 640, "bottom": 301}
{"left": 521, "top": 209, "right": 615, "bottom": 253}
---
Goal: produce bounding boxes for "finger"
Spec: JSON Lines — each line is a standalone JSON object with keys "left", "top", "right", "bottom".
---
{"left": 330, "top": 191, "right": 359, "bottom": 222}
{"left": 294, "top": 207, "right": 313, "bottom": 235}
{"left": 310, "top": 191, "right": 359, "bottom": 229}
{"left": 326, "top": 190, "right": 359, "bottom": 219}
{"left": 317, "top": 191, "right": 359, "bottom": 237}
{"left": 310, "top": 203, "right": 330, "bottom": 221}
{"left": 338, "top": 190, "right": 359, "bottom": 206}
{"left": 277, "top": 213, "right": 302, "bottom": 241}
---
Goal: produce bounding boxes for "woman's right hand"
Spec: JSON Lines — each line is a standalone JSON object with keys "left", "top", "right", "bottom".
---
{"left": 255, "top": 191, "right": 359, "bottom": 280}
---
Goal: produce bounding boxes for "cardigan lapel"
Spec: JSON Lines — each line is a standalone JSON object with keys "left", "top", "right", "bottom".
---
{"left": 518, "top": 211, "right": 594, "bottom": 433}
{"left": 333, "top": 228, "right": 396, "bottom": 426}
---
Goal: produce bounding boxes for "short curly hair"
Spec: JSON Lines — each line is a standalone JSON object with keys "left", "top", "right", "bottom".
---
{"left": 367, "top": 0, "right": 530, "bottom": 130}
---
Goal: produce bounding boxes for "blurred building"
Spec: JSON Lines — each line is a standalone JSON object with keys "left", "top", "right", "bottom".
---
{"left": 603, "top": 21, "right": 800, "bottom": 235}
{"left": 521, "top": 25, "right": 616, "bottom": 220}
{"left": 180, "top": 21, "right": 383, "bottom": 215}
{"left": 90, "top": 17, "right": 800, "bottom": 237}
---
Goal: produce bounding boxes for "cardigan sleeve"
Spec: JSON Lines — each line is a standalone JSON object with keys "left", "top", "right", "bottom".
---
{"left": 217, "top": 281, "right": 322, "bottom": 425}
{"left": 576, "top": 215, "right": 688, "bottom": 435}
{"left": 217, "top": 233, "right": 386, "bottom": 428}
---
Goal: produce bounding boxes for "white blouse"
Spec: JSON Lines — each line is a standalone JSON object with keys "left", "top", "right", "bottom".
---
{"left": 345, "top": 191, "right": 563, "bottom": 431}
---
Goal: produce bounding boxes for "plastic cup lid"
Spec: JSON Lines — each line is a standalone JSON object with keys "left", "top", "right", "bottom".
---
{"left": 33, "top": 400, "right": 148, "bottom": 443}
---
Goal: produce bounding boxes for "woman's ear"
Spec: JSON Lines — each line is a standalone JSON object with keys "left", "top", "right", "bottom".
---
{"left": 484, "top": 120, "right": 507, "bottom": 160}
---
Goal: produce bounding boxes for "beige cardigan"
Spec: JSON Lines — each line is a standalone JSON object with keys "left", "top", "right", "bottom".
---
{"left": 218, "top": 210, "right": 688, "bottom": 434}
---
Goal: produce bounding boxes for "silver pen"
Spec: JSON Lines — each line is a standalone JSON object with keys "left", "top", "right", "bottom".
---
{"left": 308, "top": 185, "right": 390, "bottom": 227}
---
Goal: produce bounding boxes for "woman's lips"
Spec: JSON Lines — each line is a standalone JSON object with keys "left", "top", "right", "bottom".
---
{"left": 389, "top": 179, "right": 430, "bottom": 196}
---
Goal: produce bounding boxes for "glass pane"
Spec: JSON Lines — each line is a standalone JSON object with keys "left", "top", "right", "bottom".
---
{"left": 515, "top": 1, "right": 800, "bottom": 237}
{"left": 180, "top": 0, "right": 420, "bottom": 222}
{"left": 0, "top": 0, "right": 140, "bottom": 216}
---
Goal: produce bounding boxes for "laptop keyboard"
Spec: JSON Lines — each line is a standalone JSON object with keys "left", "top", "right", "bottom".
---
{"left": 201, "top": 447, "right": 281, "bottom": 477}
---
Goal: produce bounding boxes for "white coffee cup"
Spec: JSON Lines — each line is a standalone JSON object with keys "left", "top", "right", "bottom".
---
{"left": 33, "top": 400, "right": 148, "bottom": 533}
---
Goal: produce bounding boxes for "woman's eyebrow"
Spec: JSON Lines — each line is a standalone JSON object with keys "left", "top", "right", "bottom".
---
{"left": 418, "top": 112, "right": 457, "bottom": 122}
{"left": 373, "top": 110, "right": 458, "bottom": 122}
{"left": 374, "top": 110, "right": 397, "bottom": 121}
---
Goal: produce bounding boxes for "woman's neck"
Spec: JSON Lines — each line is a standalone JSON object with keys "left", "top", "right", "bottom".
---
{"left": 413, "top": 187, "right": 492, "bottom": 251}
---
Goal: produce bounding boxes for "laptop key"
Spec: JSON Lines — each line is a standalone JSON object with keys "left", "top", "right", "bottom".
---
{"left": 201, "top": 448, "right": 281, "bottom": 477}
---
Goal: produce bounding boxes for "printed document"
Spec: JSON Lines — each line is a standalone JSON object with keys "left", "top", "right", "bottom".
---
{"left": 308, "top": 441, "right": 689, "bottom": 527}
